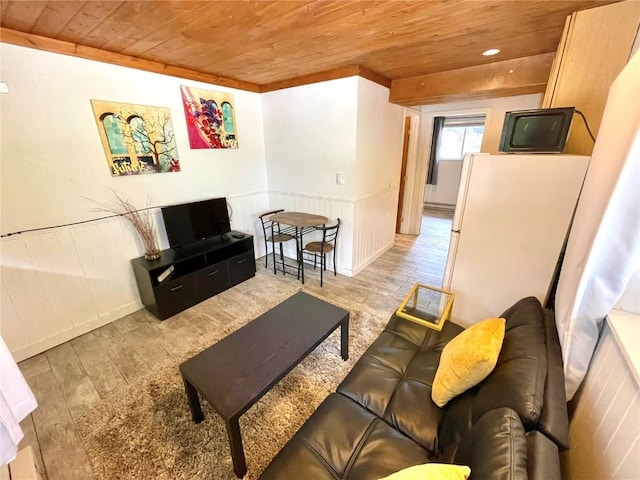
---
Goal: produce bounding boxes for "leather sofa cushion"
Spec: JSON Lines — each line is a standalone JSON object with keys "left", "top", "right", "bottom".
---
{"left": 260, "top": 399, "right": 538, "bottom": 480}
{"left": 337, "top": 316, "right": 463, "bottom": 452}
{"left": 454, "top": 408, "right": 528, "bottom": 480}
{"left": 451, "top": 297, "right": 548, "bottom": 429}
{"left": 259, "top": 393, "right": 433, "bottom": 480}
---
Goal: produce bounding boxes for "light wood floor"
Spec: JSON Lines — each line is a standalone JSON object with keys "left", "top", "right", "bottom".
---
{"left": 15, "top": 208, "right": 453, "bottom": 480}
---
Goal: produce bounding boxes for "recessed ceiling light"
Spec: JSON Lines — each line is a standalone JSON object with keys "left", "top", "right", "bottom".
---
{"left": 482, "top": 48, "right": 500, "bottom": 56}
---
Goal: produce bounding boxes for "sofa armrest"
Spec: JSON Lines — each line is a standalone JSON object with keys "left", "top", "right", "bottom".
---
{"left": 537, "top": 308, "right": 570, "bottom": 449}
{"left": 453, "top": 408, "right": 528, "bottom": 480}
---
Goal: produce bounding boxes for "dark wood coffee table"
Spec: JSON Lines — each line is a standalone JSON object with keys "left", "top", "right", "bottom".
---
{"left": 179, "top": 291, "right": 349, "bottom": 478}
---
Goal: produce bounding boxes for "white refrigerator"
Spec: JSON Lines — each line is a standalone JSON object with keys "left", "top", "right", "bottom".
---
{"left": 442, "top": 153, "right": 590, "bottom": 326}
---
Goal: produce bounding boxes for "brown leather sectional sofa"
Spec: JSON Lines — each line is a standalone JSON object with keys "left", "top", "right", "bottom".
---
{"left": 259, "top": 297, "right": 569, "bottom": 479}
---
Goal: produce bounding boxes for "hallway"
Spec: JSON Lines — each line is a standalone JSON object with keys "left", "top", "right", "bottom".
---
{"left": 394, "top": 207, "right": 454, "bottom": 288}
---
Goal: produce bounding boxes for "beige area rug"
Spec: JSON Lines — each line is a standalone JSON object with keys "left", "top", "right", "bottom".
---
{"left": 77, "top": 287, "right": 390, "bottom": 480}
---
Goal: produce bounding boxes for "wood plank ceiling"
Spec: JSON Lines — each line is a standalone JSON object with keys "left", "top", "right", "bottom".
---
{"left": 0, "top": 0, "right": 617, "bottom": 95}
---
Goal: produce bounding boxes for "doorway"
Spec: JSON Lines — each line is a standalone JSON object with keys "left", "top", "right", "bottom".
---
{"left": 397, "top": 108, "right": 489, "bottom": 237}
{"left": 396, "top": 117, "right": 411, "bottom": 232}
{"left": 424, "top": 115, "right": 486, "bottom": 209}
{"left": 396, "top": 111, "right": 421, "bottom": 234}
{"left": 422, "top": 114, "right": 486, "bottom": 286}
{"left": 407, "top": 113, "right": 486, "bottom": 288}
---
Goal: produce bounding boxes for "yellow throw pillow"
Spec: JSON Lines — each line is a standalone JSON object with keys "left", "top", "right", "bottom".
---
{"left": 378, "top": 463, "right": 471, "bottom": 480}
{"left": 432, "top": 317, "right": 506, "bottom": 407}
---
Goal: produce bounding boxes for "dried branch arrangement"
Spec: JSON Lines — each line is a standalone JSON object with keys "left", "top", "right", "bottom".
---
{"left": 91, "top": 190, "right": 160, "bottom": 260}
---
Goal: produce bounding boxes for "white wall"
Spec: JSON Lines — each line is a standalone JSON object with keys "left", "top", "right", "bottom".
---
{"left": 0, "top": 45, "right": 268, "bottom": 235}
{"left": 355, "top": 78, "right": 404, "bottom": 198}
{"left": 262, "top": 77, "right": 358, "bottom": 199}
{"left": 262, "top": 77, "right": 404, "bottom": 276}
{"left": 0, "top": 43, "right": 269, "bottom": 360}
{"left": 403, "top": 94, "right": 543, "bottom": 234}
{"left": 353, "top": 78, "right": 405, "bottom": 272}
{"left": 262, "top": 78, "right": 357, "bottom": 274}
{"left": 423, "top": 161, "right": 463, "bottom": 207}
{"left": 0, "top": 45, "right": 405, "bottom": 359}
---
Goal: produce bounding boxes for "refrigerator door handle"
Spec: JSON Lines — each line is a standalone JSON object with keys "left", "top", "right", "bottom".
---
{"left": 443, "top": 231, "right": 460, "bottom": 291}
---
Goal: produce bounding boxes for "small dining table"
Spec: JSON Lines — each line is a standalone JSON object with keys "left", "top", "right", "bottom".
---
{"left": 270, "top": 211, "right": 328, "bottom": 284}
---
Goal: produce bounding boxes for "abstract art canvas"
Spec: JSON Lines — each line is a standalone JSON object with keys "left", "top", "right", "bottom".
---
{"left": 91, "top": 100, "right": 181, "bottom": 176}
{"left": 181, "top": 86, "right": 238, "bottom": 149}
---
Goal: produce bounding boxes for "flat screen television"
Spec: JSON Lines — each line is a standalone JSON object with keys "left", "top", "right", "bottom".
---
{"left": 498, "top": 107, "right": 575, "bottom": 153}
{"left": 161, "top": 197, "right": 231, "bottom": 248}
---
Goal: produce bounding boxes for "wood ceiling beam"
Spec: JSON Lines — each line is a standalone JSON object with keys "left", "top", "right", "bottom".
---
{"left": 389, "top": 53, "right": 556, "bottom": 106}
{"left": 260, "top": 65, "right": 391, "bottom": 93}
{"left": 0, "top": 28, "right": 262, "bottom": 93}
{"left": 357, "top": 66, "right": 392, "bottom": 90}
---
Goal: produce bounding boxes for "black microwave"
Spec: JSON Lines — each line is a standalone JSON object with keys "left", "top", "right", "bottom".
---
{"left": 499, "top": 107, "right": 575, "bottom": 153}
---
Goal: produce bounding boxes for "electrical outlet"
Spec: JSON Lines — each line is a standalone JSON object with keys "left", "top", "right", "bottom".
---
{"left": 336, "top": 173, "right": 345, "bottom": 185}
{"left": 0, "top": 82, "right": 8, "bottom": 94}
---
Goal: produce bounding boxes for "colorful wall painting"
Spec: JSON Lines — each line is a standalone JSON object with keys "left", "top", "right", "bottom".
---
{"left": 180, "top": 86, "right": 238, "bottom": 149}
{"left": 91, "top": 100, "right": 181, "bottom": 176}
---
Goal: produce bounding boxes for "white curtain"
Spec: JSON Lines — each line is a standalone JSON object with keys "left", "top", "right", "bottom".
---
{"left": 555, "top": 49, "right": 640, "bottom": 401}
{"left": 0, "top": 336, "right": 38, "bottom": 465}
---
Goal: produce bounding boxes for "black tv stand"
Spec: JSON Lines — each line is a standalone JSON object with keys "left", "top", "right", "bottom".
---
{"left": 131, "top": 231, "right": 256, "bottom": 320}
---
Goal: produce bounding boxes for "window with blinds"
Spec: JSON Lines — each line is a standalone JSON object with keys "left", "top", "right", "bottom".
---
{"left": 437, "top": 115, "right": 486, "bottom": 161}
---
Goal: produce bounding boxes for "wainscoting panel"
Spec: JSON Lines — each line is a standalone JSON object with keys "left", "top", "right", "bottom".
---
{"left": 564, "top": 320, "right": 640, "bottom": 479}
{"left": 268, "top": 191, "right": 355, "bottom": 275}
{"left": 1, "top": 192, "right": 268, "bottom": 361}
{"left": 352, "top": 188, "right": 398, "bottom": 274}
{"left": 267, "top": 188, "right": 398, "bottom": 277}
{"left": 1, "top": 218, "right": 143, "bottom": 361}
{"left": 227, "top": 190, "right": 269, "bottom": 255}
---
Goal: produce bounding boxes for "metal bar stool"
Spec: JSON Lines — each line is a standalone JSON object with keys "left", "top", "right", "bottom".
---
{"left": 303, "top": 218, "right": 341, "bottom": 286}
{"left": 258, "top": 210, "right": 295, "bottom": 275}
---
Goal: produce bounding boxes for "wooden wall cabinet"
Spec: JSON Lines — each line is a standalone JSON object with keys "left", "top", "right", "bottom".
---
{"left": 131, "top": 233, "right": 256, "bottom": 320}
{"left": 543, "top": 0, "right": 640, "bottom": 156}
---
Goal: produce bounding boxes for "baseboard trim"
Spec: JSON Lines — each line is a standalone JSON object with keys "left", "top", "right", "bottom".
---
{"left": 424, "top": 202, "right": 455, "bottom": 211}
